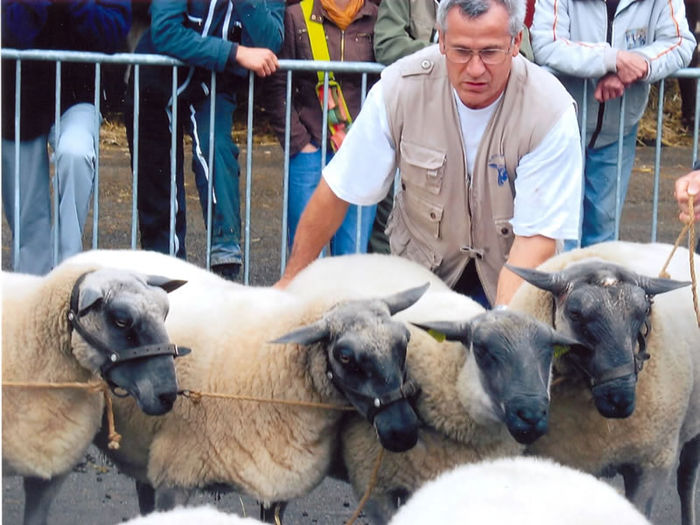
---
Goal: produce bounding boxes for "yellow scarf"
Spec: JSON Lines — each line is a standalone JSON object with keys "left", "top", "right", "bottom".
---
{"left": 320, "top": 0, "right": 365, "bottom": 31}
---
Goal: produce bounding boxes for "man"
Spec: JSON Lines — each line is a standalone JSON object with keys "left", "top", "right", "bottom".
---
{"left": 128, "top": 0, "right": 283, "bottom": 279}
{"left": 276, "top": 0, "right": 583, "bottom": 307}
{"left": 2, "top": 0, "right": 131, "bottom": 275}
{"left": 531, "top": 0, "right": 695, "bottom": 248}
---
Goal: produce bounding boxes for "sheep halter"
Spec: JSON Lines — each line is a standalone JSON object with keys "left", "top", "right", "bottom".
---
{"left": 67, "top": 271, "right": 191, "bottom": 392}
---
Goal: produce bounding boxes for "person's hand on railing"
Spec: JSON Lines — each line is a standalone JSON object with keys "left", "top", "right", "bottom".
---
{"left": 615, "top": 50, "right": 649, "bottom": 85}
{"left": 675, "top": 169, "right": 700, "bottom": 224}
{"left": 234, "top": 45, "right": 279, "bottom": 77}
{"left": 594, "top": 73, "right": 626, "bottom": 102}
{"left": 301, "top": 143, "right": 319, "bottom": 153}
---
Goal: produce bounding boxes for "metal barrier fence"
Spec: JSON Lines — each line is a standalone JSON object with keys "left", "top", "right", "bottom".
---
{"left": 1, "top": 48, "right": 699, "bottom": 284}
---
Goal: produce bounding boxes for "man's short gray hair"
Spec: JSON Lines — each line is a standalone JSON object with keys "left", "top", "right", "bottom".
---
{"left": 436, "top": 0, "right": 526, "bottom": 38}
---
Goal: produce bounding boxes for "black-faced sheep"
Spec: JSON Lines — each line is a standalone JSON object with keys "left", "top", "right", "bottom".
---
{"left": 285, "top": 254, "right": 580, "bottom": 524}
{"left": 508, "top": 240, "right": 699, "bottom": 524}
{"left": 2, "top": 263, "right": 186, "bottom": 525}
{"left": 388, "top": 457, "right": 650, "bottom": 525}
{"left": 67, "top": 249, "right": 426, "bottom": 517}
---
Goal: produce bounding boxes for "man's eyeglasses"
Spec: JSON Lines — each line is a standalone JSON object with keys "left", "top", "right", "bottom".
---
{"left": 444, "top": 38, "right": 514, "bottom": 65}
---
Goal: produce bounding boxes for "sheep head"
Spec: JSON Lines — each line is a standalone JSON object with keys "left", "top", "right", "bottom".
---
{"left": 507, "top": 260, "right": 689, "bottom": 419}
{"left": 272, "top": 284, "right": 429, "bottom": 453}
{"left": 413, "top": 310, "right": 580, "bottom": 445}
{"left": 70, "top": 269, "right": 187, "bottom": 416}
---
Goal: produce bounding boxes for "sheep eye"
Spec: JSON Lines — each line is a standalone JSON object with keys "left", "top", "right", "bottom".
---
{"left": 339, "top": 354, "right": 351, "bottom": 365}
{"left": 110, "top": 309, "right": 132, "bottom": 329}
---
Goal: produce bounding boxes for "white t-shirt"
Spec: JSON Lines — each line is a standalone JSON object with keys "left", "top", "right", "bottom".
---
{"left": 323, "top": 79, "right": 582, "bottom": 240}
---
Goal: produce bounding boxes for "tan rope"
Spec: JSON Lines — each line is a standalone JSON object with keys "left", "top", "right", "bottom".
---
{"left": 658, "top": 222, "right": 691, "bottom": 279}
{"left": 2, "top": 380, "right": 121, "bottom": 449}
{"left": 178, "top": 389, "right": 355, "bottom": 412}
{"left": 345, "top": 447, "right": 385, "bottom": 525}
{"left": 687, "top": 197, "right": 700, "bottom": 327}
{"left": 658, "top": 194, "right": 700, "bottom": 326}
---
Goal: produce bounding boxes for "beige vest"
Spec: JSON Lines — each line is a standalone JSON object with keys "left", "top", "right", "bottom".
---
{"left": 382, "top": 45, "right": 574, "bottom": 303}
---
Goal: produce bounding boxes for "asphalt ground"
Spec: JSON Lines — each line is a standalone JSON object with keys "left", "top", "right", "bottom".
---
{"left": 2, "top": 141, "right": 699, "bottom": 524}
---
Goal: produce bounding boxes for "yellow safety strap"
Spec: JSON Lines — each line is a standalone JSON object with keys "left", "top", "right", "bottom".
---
{"left": 301, "top": 0, "right": 334, "bottom": 84}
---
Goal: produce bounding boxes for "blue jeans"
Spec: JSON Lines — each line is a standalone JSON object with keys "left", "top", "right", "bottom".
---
{"left": 567, "top": 125, "right": 638, "bottom": 249}
{"left": 288, "top": 148, "right": 376, "bottom": 255}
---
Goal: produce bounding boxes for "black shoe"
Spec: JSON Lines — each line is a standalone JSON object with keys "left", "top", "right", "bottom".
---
{"left": 212, "top": 262, "right": 241, "bottom": 280}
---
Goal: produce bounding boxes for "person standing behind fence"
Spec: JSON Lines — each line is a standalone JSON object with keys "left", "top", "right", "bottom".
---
{"left": 1, "top": 0, "right": 131, "bottom": 275}
{"left": 531, "top": 0, "right": 696, "bottom": 249}
{"left": 265, "top": 0, "right": 380, "bottom": 256}
{"left": 127, "top": 1, "right": 283, "bottom": 279}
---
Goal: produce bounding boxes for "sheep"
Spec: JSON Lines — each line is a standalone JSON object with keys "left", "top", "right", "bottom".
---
{"left": 67, "top": 249, "right": 427, "bottom": 517}
{"left": 283, "top": 254, "right": 581, "bottom": 524}
{"left": 507, "top": 240, "right": 700, "bottom": 524}
{"left": 122, "top": 506, "right": 265, "bottom": 525}
{"left": 387, "top": 456, "right": 650, "bottom": 525}
{"left": 2, "top": 262, "right": 186, "bottom": 525}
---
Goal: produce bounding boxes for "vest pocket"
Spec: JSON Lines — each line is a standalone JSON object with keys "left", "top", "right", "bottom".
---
{"left": 399, "top": 140, "right": 446, "bottom": 195}
{"left": 387, "top": 193, "right": 444, "bottom": 271}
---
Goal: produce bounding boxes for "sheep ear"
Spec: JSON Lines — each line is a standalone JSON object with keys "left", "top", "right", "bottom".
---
{"left": 382, "top": 283, "right": 430, "bottom": 315}
{"left": 634, "top": 275, "right": 690, "bottom": 296}
{"left": 78, "top": 285, "right": 104, "bottom": 314}
{"left": 411, "top": 320, "right": 471, "bottom": 344}
{"left": 506, "top": 264, "right": 568, "bottom": 296}
{"left": 147, "top": 275, "right": 187, "bottom": 293}
{"left": 270, "top": 320, "right": 330, "bottom": 345}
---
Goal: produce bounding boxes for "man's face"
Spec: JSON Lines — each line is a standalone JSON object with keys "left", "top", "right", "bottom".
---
{"left": 438, "top": 4, "right": 522, "bottom": 109}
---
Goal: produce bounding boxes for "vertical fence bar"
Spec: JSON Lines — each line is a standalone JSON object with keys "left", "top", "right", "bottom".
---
{"left": 574, "top": 80, "right": 588, "bottom": 249}
{"left": 131, "top": 65, "right": 140, "bottom": 249}
{"left": 281, "top": 69, "right": 292, "bottom": 274}
{"left": 652, "top": 80, "right": 665, "bottom": 242}
{"left": 614, "top": 92, "right": 626, "bottom": 241}
{"left": 92, "top": 62, "right": 101, "bottom": 248}
{"left": 169, "top": 66, "right": 178, "bottom": 256}
{"left": 53, "top": 61, "right": 62, "bottom": 267}
{"left": 354, "top": 73, "right": 370, "bottom": 253}
{"left": 13, "top": 60, "right": 22, "bottom": 271}
{"left": 244, "top": 70, "right": 254, "bottom": 285}
{"left": 320, "top": 71, "right": 330, "bottom": 258}
{"left": 206, "top": 72, "right": 216, "bottom": 270}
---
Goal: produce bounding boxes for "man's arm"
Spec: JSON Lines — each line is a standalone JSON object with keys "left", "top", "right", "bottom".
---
{"left": 276, "top": 179, "right": 350, "bottom": 288}
{"left": 496, "top": 234, "right": 556, "bottom": 305}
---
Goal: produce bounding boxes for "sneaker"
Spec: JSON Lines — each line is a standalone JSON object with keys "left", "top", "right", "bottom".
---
{"left": 212, "top": 262, "right": 241, "bottom": 281}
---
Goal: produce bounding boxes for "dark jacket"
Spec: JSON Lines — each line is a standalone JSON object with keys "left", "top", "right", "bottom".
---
{"left": 1, "top": 0, "right": 132, "bottom": 140}
{"left": 135, "top": 0, "right": 284, "bottom": 104}
{"left": 265, "top": 0, "right": 380, "bottom": 156}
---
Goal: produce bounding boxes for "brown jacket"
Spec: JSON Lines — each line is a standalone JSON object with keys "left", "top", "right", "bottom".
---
{"left": 266, "top": 0, "right": 380, "bottom": 156}
{"left": 383, "top": 46, "right": 574, "bottom": 303}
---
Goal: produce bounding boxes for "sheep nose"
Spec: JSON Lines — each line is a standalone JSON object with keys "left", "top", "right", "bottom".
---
{"left": 158, "top": 391, "right": 177, "bottom": 410}
{"left": 516, "top": 406, "right": 547, "bottom": 425}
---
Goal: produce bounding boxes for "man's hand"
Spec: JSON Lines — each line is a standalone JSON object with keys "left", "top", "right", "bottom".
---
{"left": 615, "top": 50, "right": 649, "bottom": 85}
{"left": 675, "top": 170, "right": 700, "bottom": 223}
{"left": 235, "top": 45, "right": 279, "bottom": 77}
{"left": 594, "top": 73, "right": 626, "bottom": 102}
{"left": 301, "top": 143, "right": 319, "bottom": 153}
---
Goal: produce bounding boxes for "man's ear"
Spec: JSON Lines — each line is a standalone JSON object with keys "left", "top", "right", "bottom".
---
{"left": 512, "top": 30, "right": 523, "bottom": 56}
{"left": 438, "top": 31, "right": 446, "bottom": 54}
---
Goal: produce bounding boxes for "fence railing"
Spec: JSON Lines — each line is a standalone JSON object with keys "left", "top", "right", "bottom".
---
{"left": 1, "top": 48, "right": 699, "bottom": 284}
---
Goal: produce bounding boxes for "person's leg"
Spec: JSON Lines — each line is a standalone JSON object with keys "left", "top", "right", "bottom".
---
{"left": 1, "top": 136, "right": 52, "bottom": 274}
{"left": 287, "top": 147, "right": 324, "bottom": 250}
{"left": 580, "top": 126, "right": 638, "bottom": 247}
{"left": 126, "top": 70, "right": 186, "bottom": 258}
{"left": 48, "top": 103, "right": 96, "bottom": 263}
{"left": 331, "top": 203, "right": 377, "bottom": 255}
{"left": 189, "top": 92, "right": 242, "bottom": 277}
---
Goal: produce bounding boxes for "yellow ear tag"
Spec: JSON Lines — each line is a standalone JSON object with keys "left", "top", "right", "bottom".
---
{"left": 427, "top": 329, "right": 446, "bottom": 342}
{"left": 553, "top": 344, "right": 570, "bottom": 359}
